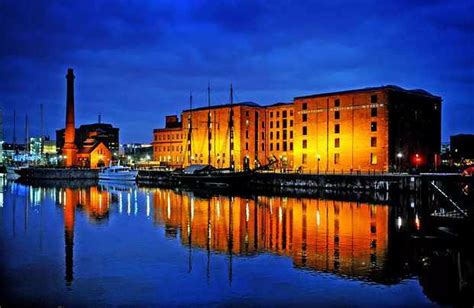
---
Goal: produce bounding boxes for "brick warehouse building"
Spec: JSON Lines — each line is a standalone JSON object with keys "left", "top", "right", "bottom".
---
{"left": 153, "top": 85, "right": 441, "bottom": 172}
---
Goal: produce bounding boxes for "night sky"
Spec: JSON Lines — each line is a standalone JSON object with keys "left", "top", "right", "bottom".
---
{"left": 1, "top": 0, "right": 473, "bottom": 143}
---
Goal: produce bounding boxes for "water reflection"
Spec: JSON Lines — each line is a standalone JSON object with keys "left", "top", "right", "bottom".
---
{"left": 1, "top": 177, "right": 472, "bottom": 306}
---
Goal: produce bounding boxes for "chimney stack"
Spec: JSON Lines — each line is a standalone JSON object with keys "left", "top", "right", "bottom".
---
{"left": 63, "top": 68, "right": 77, "bottom": 167}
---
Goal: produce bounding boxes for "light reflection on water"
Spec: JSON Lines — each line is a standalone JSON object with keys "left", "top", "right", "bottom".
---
{"left": 0, "top": 177, "right": 471, "bottom": 306}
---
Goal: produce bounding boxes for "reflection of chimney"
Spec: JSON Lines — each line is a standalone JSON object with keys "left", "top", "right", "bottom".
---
{"left": 63, "top": 68, "right": 77, "bottom": 167}
{"left": 64, "top": 188, "right": 76, "bottom": 286}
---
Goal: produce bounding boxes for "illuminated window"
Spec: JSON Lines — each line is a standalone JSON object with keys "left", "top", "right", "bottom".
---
{"left": 334, "top": 153, "right": 340, "bottom": 164}
{"left": 302, "top": 126, "right": 307, "bottom": 135}
{"left": 270, "top": 121, "right": 273, "bottom": 128}
{"left": 290, "top": 142, "right": 293, "bottom": 150}
{"left": 302, "top": 153, "right": 307, "bottom": 164}
{"left": 371, "top": 137, "right": 377, "bottom": 147}
{"left": 276, "top": 143, "right": 280, "bottom": 151}
{"left": 335, "top": 124, "right": 340, "bottom": 134}
{"left": 283, "top": 110, "right": 287, "bottom": 118}
{"left": 302, "top": 140, "right": 307, "bottom": 149}
{"left": 371, "top": 95, "right": 378, "bottom": 103}
{"left": 302, "top": 114, "right": 307, "bottom": 122}
{"left": 370, "top": 153, "right": 377, "bottom": 164}
{"left": 335, "top": 111, "right": 340, "bottom": 120}
{"left": 335, "top": 138, "right": 340, "bottom": 148}
{"left": 371, "top": 107, "right": 377, "bottom": 117}
{"left": 335, "top": 99, "right": 340, "bottom": 107}
{"left": 371, "top": 122, "right": 377, "bottom": 132}
{"left": 302, "top": 103, "right": 307, "bottom": 110}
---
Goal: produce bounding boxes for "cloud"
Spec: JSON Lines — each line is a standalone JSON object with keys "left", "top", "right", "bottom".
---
{"left": 1, "top": 0, "right": 472, "bottom": 143}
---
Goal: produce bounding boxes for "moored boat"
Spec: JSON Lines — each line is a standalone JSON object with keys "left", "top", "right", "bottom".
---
{"left": 98, "top": 166, "right": 138, "bottom": 181}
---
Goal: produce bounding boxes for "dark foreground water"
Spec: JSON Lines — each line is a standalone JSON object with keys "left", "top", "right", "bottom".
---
{"left": 1, "top": 176, "right": 472, "bottom": 306}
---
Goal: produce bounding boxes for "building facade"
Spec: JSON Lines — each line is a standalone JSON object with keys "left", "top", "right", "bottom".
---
{"left": 153, "top": 85, "right": 442, "bottom": 172}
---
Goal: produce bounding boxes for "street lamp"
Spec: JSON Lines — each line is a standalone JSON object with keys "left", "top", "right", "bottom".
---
{"left": 397, "top": 152, "right": 403, "bottom": 173}
{"left": 415, "top": 153, "right": 421, "bottom": 170}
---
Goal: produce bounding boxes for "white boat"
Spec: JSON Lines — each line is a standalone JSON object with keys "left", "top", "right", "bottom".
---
{"left": 98, "top": 166, "right": 138, "bottom": 181}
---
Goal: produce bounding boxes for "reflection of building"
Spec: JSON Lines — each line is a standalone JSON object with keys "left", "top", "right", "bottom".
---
{"left": 56, "top": 69, "right": 112, "bottom": 168}
{"left": 152, "top": 189, "right": 389, "bottom": 281}
{"left": 153, "top": 86, "right": 441, "bottom": 171}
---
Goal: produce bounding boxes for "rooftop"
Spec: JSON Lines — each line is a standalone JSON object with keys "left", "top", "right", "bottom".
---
{"left": 294, "top": 85, "right": 441, "bottom": 100}
{"left": 183, "top": 101, "right": 261, "bottom": 113}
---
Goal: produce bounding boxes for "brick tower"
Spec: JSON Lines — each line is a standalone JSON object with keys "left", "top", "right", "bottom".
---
{"left": 63, "top": 68, "right": 77, "bottom": 167}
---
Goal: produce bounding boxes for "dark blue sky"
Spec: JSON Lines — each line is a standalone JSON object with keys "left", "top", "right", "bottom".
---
{"left": 1, "top": 0, "right": 473, "bottom": 143}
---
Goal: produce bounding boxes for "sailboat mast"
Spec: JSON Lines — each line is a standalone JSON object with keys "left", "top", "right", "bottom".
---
{"left": 25, "top": 114, "right": 29, "bottom": 153}
{"left": 187, "top": 92, "right": 193, "bottom": 165}
{"left": 13, "top": 108, "right": 17, "bottom": 149}
{"left": 207, "top": 82, "right": 211, "bottom": 166}
{"left": 229, "top": 84, "right": 234, "bottom": 170}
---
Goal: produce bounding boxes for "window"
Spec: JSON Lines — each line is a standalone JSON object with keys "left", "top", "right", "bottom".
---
{"left": 270, "top": 132, "right": 273, "bottom": 140}
{"left": 302, "top": 103, "right": 307, "bottom": 110}
{"left": 290, "top": 142, "right": 293, "bottom": 150}
{"left": 371, "top": 122, "right": 377, "bottom": 132}
{"left": 290, "top": 131, "right": 293, "bottom": 139}
{"left": 276, "top": 121, "right": 280, "bottom": 128}
{"left": 261, "top": 143, "right": 265, "bottom": 151}
{"left": 246, "top": 111, "right": 249, "bottom": 116}
{"left": 335, "top": 99, "right": 340, "bottom": 107}
{"left": 302, "top": 126, "right": 307, "bottom": 135}
{"left": 334, "top": 153, "right": 340, "bottom": 164}
{"left": 335, "top": 138, "right": 340, "bottom": 148}
{"left": 335, "top": 124, "right": 340, "bottom": 134}
{"left": 302, "top": 153, "right": 307, "bottom": 164}
{"left": 335, "top": 111, "right": 340, "bottom": 120}
{"left": 270, "top": 112, "right": 273, "bottom": 118}
{"left": 245, "top": 131, "right": 249, "bottom": 139}
{"left": 283, "top": 110, "right": 287, "bottom": 118}
{"left": 276, "top": 131, "right": 280, "bottom": 139}
{"left": 261, "top": 132, "right": 265, "bottom": 140}
{"left": 371, "top": 107, "right": 377, "bottom": 117}
{"left": 371, "top": 95, "right": 378, "bottom": 103}
{"left": 276, "top": 143, "right": 280, "bottom": 151}
{"left": 270, "top": 143, "right": 273, "bottom": 151}
{"left": 283, "top": 130, "right": 287, "bottom": 140}
{"left": 245, "top": 142, "right": 248, "bottom": 150}
{"left": 270, "top": 121, "right": 273, "bottom": 128}
{"left": 371, "top": 137, "right": 377, "bottom": 147}
{"left": 283, "top": 119, "right": 287, "bottom": 128}
{"left": 370, "top": 153, "right": 377, "bottom": 165}
{"left": 302, "top": 114, "right": 307, "bottom": 122}
{"left": 290, "top": 110, "right": 293, "bottom": 116}
{"left": 290, "top": 120, "right": 293, "bottom": 127}
{"left": 277, "top": 111, "right": 280, "bottom": 118}
{"left": 262, "top": 121, "right": 265, "bottom": 128}
{"left": 302, "top": 140, "right": 307, "bottom": 149}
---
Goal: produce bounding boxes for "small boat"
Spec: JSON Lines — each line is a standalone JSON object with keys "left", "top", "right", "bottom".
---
{"left": 170, "top": 164, "right": 253, "bottom": 188}
{"left": 98, "top": 166, "right": 138, "bottom": 181}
